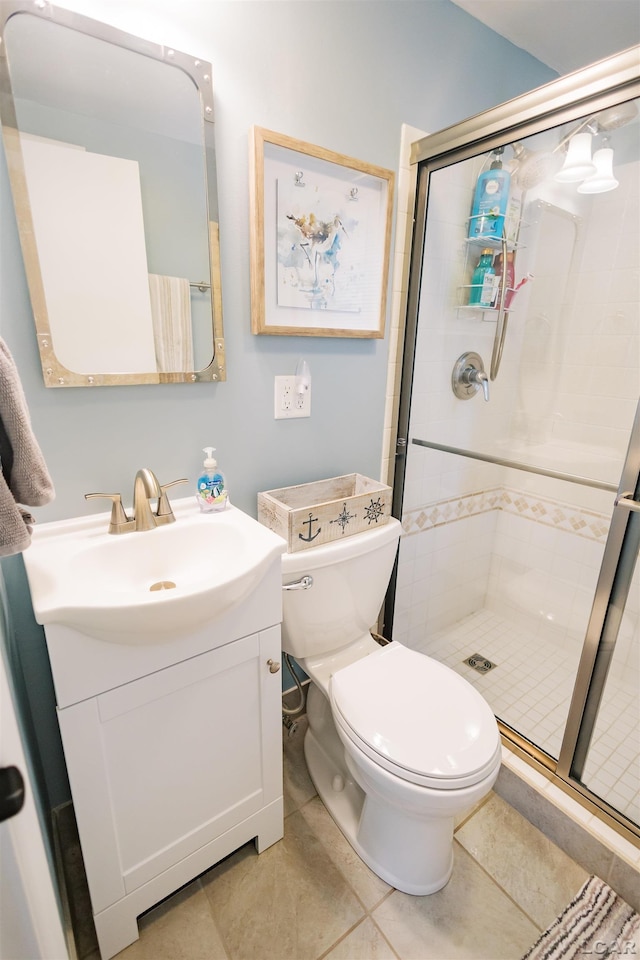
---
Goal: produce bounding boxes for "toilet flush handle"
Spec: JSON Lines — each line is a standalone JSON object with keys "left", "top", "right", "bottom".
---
{"left": 282, "top": 575, "right": 314, "bottom": 591}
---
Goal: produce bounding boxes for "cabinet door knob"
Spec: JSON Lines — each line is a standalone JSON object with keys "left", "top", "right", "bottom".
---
{"left": 267, "top": 659, "right": 280, "bottom": 674}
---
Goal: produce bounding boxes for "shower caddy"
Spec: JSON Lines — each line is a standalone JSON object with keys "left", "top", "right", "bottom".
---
{"left": 458, "top": 160, "right": 526, "bottom": 382}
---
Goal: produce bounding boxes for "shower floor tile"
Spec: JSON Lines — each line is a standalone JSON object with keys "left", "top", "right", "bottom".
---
{"left": 417, "top": 609, "right": 639, "bottom": 825}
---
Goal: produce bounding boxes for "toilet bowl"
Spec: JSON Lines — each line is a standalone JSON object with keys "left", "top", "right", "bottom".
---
{"left": 281, "top": 517, "right": 501, "bottom": 895}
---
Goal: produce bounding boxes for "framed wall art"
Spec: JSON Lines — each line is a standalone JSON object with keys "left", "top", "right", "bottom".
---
{"left": 249, "top": 127, "right": 394, "bottom": 338}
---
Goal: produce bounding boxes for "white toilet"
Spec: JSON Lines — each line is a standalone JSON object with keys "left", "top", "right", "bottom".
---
{"left": 281, "top": 517, "right": 502, "bottom": 895}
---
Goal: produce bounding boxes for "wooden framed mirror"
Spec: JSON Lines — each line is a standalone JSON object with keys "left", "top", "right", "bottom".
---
{"left": 0, "top": 1, "right": 225, "bottom": 386}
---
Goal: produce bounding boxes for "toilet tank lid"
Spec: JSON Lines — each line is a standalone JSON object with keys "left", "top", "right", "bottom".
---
{"left": 330, "top": 644, "right": 500, "bottom": 784}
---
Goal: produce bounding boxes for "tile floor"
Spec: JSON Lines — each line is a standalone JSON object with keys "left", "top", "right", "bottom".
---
{"left": 77, "top": 715, "right": 594, "bottom": 960}
{"left": 421, "top": 609, "right": 640, "bottom": 825}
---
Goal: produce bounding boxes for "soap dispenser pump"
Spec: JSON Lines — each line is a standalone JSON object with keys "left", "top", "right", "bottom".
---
{"left": 196, "top": 447, "right": 228, "bottom": 512}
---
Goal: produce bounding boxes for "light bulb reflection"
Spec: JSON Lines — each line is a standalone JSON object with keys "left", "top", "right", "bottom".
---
{"left": 577, "top": 147, "right": 619, "bottom": 193}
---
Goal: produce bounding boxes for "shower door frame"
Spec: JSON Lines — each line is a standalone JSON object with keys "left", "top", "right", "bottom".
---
{"left": 387, "top": 46, "right": 640, "bottom": 843}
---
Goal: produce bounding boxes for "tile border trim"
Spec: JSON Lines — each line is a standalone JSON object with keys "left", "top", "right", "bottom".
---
{"left": 402, "top": 486, "right": 610, "bottom": 543}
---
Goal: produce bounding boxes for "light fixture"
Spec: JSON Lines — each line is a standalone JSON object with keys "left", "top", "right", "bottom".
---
{"left": 554, "top": 132, "right": 597, "bottom": 183}
{"left": 295, "top": 358, "right": 311, "bottom": 395}
{"left": 577, "top": 145, "right": 619, "bottom": 194}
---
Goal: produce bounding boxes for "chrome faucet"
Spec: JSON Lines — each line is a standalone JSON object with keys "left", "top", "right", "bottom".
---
{"left": 85, "top": 470, "right": 187, "bottom": 534}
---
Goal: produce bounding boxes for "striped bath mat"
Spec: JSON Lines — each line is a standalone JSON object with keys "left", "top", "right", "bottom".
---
{"left": 522, "top": 875, "right": 640, "bottom": 959}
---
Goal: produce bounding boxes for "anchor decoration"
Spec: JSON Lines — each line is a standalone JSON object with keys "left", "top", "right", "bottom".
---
{"left": 330, "top": 501, "right": 356, "bottom": 534}
{"left": 298, "top": 511, "right": 321, "bottom": 543}
{"left": 364, "top": 497, "right": 385, "bottom": 525}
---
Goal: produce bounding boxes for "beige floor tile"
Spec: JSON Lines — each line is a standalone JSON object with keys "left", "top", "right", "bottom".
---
{"left": 113, "top": 881, "right": 228, "bottom": 960}
{"left": 456, "top": 792, "right": 589, "bottom": 929}
{"left": 283, "top": 716, "right": 317, "bottom": 817}
{"left": 201, "top": 810, "right": 366, "bottom": 960}
{"left": 454, "top": 792, "right": 492, "bottom": 830}
{"left": 372, "top": 842, "right": 539, "bottom": 960}
{"left": 322, "top": 918, "right": 399, "bottom": 960}
{"left": 299, "top": 795, "right": 392, "bottom": 910}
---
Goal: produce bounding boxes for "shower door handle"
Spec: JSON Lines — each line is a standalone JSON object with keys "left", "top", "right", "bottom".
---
{"left": 614, "top": 491, "right": 640, "bottom": 513}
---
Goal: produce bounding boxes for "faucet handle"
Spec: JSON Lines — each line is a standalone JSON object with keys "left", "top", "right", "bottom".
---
{"left": 452, "top": 351, "right": 490, "bottom": 402}
{"left": 84, "top": 492, "right": 132, "bottom": 534}
{"left": 470, "top": 368, "right": 490, "bottom": 402}
{"left": 156, "top": 478, "right": 188, "bottom": 524}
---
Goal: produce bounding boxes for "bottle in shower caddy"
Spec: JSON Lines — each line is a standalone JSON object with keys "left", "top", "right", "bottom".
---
{"left": 468, "top": 249, "right": 497, "bottom": 307}
{"left": 492, "top": 250, "right": 515, "bottom": 308}
{"left": 196, "top": 447, "right": 228, "bottom": 512}
{"left": 468, "top": 146, "right": 512, "bottom": 240}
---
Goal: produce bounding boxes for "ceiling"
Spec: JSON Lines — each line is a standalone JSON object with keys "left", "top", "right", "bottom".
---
{"left": 449, "top": 0, "right": 640, "bottom": 75}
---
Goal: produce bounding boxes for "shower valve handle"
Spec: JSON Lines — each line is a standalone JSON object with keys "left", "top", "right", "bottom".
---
{"left": 467, "top": 367, "right": 490, "bottom": 402}
{"left": 452, "top": 352, "right": 490, "bottom": 402}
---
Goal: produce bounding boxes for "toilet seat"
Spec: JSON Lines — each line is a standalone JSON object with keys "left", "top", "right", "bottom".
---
{"left": 330, "top": 643, "right": 501, "bottom": 790}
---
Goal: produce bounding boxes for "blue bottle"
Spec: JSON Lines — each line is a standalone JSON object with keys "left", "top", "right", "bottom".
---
{"left": 196, "top": 447, "right": 228, "bottom": 512}
{"left": 468, "top": 148, "right": 511, "bottom": 240}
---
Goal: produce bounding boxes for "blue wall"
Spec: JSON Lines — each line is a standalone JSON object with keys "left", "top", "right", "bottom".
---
{"left": 0, "top": 0, "right": 556, "bottom": 810}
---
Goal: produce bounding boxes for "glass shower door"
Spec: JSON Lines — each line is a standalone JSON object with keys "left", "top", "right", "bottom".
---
{"left": 559, "top": 402, "right": 640, "bottom": 826}
{"left": 393, "top": 139, "right": 637, "bottom": 753}
{"left": 389, "top": 50, "right": 640, "bottom": 837}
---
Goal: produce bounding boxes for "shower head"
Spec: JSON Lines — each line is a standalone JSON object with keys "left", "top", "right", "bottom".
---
{"left": 594, "top": 102, "right": 638, "bottom": 132}
{"left": 511, "top": 142, "right": 562, "bottom": 190}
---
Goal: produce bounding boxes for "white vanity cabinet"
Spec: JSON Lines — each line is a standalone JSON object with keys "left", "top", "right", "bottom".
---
{"left": 40, "top": 554, "right": 285, "bottom": 960}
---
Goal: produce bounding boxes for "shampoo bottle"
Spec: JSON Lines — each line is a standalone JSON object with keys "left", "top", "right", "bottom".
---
{"left": 468, "top": 147, "right": 511, "bottom": 240}
{"left": 468, "top": 249, "right": 496, "bottom": 306}
{"left": 196, "top": 447, "right": 228, "bottom": 512}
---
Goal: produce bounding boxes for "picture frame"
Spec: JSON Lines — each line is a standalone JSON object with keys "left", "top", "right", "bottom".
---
{"left": 249, "top": 127, "right": 394, "bottom": 338}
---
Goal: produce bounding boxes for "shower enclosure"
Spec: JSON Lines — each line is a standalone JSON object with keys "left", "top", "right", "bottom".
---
{"left": 387, "top": 48, "right": 639, "bottom": 839}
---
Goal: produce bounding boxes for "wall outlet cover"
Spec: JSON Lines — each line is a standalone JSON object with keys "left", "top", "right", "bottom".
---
{"left": 274, "top": 375, "right": 310, "bottom": 419}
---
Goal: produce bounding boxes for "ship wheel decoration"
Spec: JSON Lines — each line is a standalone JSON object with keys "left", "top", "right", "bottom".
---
{"left": 331, "top": 501, "right": 356, "bottom": 534}
{"left": 364, "top": 497, "right": 385, "bottom": 525}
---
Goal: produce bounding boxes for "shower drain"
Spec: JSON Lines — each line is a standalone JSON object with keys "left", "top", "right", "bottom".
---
{"left": 464, "top": 653, "right": 496, "bottom": 673}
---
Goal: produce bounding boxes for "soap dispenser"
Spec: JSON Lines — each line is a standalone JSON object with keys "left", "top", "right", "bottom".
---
{"left": 196, "top": 447, "right": 228, "bottom": 512}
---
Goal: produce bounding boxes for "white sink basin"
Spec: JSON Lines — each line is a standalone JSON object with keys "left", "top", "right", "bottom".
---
{"left": 23, "top": 499, "right": 286, "bottom": 644}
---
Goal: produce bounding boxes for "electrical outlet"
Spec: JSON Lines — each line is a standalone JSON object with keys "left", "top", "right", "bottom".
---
{"left": 274, "top": 375, "right": 311, "bottom": 419}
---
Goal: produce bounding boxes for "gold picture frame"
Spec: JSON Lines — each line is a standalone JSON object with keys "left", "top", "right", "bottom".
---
{"left": 249, "top": 127, "right": 394, "bottom": 338}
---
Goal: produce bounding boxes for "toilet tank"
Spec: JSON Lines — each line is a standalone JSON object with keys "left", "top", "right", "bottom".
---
{"left": 280, "top": 517, "right": 401, "bottom": 659}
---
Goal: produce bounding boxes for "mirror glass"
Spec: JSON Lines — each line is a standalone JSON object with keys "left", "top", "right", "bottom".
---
{"left": 0, "top": 3, "right": 224, "bottom": 386}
